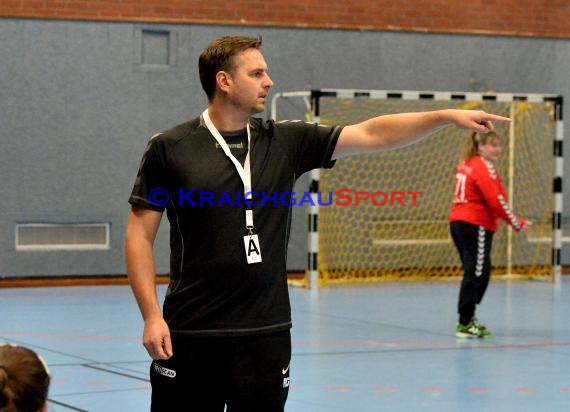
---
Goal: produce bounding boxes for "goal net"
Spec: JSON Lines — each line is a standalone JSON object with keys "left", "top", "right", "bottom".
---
{"left": 271, "top": 90, "right": 563, "bottom": 288}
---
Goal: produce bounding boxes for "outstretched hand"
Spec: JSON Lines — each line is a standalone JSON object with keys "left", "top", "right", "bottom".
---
{"left": 521, "top": 219, "right": 533, "bottom": 230}
{"left": 451, "top": 110, "right": 512, "bottom": 133}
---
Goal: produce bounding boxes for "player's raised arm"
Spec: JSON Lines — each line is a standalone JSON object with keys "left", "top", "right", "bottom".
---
{"left": 332, "top": 109, "right": 512, "bottom": 159}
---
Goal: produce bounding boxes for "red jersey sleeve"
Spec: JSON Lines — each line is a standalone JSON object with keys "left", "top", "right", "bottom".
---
{"left": 469, "top": 157, "right": 527, "bottom": 231}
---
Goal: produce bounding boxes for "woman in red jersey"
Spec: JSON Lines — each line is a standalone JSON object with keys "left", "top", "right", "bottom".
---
{"left": 449, "top": 131, "right": 530, "bottom": 339}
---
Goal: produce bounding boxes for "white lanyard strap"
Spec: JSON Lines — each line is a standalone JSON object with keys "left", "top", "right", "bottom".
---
{"left": 202, "top": 109, "right": 252, "bottom": 197}
{"left": 202, "top": 109, "right": 254, "bottom": 230}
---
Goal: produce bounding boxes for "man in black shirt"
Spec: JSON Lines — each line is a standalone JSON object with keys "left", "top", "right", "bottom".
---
{"left": 125, "top": 35, "right": 510, "bottom": 411}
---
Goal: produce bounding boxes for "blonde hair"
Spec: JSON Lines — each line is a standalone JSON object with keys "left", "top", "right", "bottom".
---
{"left": 0, "top": 344, "right": 50, "bottom": 412}
{"left": 462, "top": 131, "right": 501, "bottom": 161}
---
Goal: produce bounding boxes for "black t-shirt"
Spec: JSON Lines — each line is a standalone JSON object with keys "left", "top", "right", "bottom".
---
{"left": 129, "top": 115, "right": 342, "bottom": 336}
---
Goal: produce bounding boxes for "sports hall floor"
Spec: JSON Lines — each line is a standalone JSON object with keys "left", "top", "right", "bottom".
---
{"left": 1, "top": 277, "right": 569, "bottom": 411}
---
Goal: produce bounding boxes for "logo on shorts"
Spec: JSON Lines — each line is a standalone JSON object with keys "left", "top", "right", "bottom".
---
{"left": 153, "top": 362, "right": 176, "bottom": 378}
{"left": 282, "top": 363, "right": 290, "bottom": 388}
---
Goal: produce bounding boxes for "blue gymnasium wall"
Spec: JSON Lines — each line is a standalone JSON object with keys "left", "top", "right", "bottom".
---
{"left": 0, "top": 19, "right": 569, "bottom": 277}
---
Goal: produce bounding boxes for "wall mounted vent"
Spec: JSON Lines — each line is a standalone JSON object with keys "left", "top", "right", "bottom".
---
{"left": 16, "top": 223, "right": 110, "bottom": 251}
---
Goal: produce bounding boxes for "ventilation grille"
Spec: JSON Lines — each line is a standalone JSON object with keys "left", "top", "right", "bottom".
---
{"left": 16, "top": 223, "right": 110, "bottom": 250}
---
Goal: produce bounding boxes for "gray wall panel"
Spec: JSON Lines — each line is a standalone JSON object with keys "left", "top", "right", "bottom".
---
{"left": 1, "top": 19, "right": 568, "bottom": 276}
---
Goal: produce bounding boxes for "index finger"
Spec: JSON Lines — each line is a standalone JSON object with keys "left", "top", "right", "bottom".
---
{"left": 162, "top": 335, "right": 173, "bottom": 358}
{"left": 483, "top": 113, "right": 512, "bottom": 123}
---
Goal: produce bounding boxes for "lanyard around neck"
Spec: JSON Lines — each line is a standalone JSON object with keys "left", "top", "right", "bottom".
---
{"left": 202, "top": 109, "right": 252, "bottom": 199}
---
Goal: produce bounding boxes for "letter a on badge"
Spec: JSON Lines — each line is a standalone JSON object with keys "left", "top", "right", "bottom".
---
{"left": 244, "top": 234, "right": 262, "bottom": 264}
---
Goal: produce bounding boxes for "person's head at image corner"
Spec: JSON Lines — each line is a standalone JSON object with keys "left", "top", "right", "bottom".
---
{"left": 0, "top": 344, "right": 50, "bottom": 412}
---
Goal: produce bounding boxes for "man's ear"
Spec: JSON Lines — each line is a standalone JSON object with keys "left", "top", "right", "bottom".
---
{"left": 216, "top": 71, "right": 232, "bottom": 94}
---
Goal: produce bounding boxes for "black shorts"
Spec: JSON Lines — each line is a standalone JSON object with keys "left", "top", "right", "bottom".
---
{"left": 150, "top": 330, "right": 291, "bottom": 412}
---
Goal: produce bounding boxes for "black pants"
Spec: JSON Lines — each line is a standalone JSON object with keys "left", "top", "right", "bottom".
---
{"left": 450, "top": 221, "right": 494, "bottom": 325}
{"left": 150, "top": 330, "right": 291, "bottom": 412}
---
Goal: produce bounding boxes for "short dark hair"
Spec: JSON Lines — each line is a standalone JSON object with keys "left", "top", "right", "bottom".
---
{"left": 198, "top": 35, "right": 263, "bottom": 100}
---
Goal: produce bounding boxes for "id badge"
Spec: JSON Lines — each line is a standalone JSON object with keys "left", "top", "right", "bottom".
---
{"left": 243, "top": 234, "right": 262, "bottom": 264}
